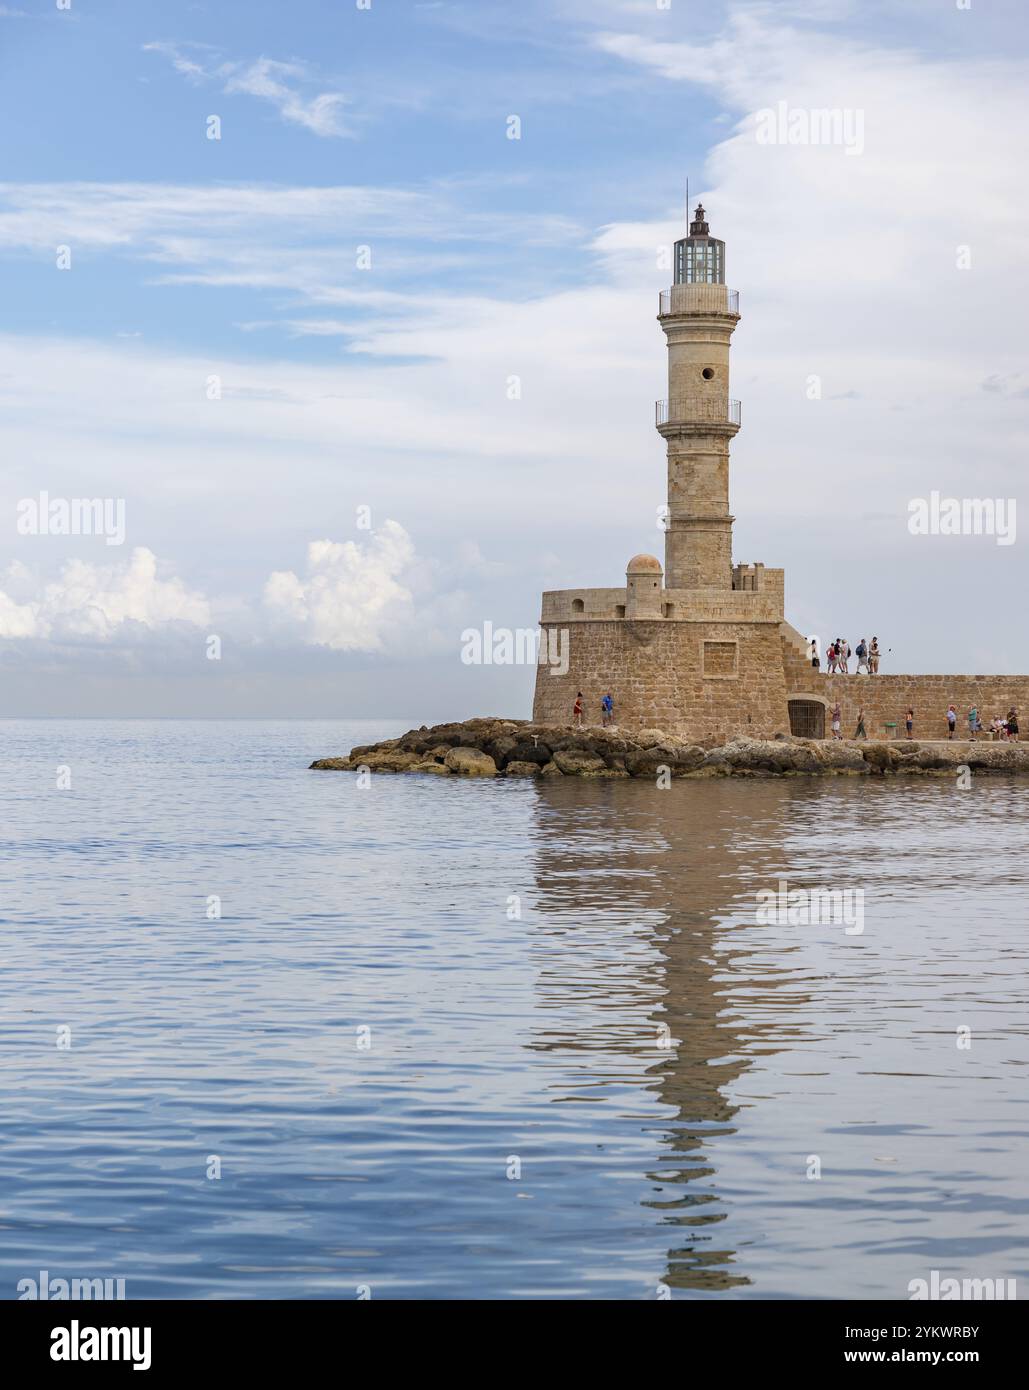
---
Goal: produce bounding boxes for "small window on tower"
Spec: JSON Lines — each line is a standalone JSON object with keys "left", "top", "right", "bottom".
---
{"left": 702, "top": 367, "right": 715, "bottom": 380}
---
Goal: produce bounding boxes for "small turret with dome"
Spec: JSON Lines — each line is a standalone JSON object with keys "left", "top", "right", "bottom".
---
{"left": 626, "top": 554, "right": 663, "bottom": 619}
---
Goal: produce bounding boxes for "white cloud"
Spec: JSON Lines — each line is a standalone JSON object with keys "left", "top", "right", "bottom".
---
{"left": 223, "top": 59, "right": 350, "bottom": 139}
{"left": 0, "top": 182, "right": 421, "bottom": 255}
{"left": 0, "top": 181, "right": 579, "bottom": 290}
{"left": 264, "top": 520, "right": 416, "bottom": 651}
{"left": 142, "top": 40, "right": 212, "bottom": 82}
{"left": 0, "top": 548, "right": 210, "bottom": 641}
{"left": 143, "top": 42, "right": 353, "bottom": 138}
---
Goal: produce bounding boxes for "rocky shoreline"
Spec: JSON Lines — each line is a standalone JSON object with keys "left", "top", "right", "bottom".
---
{"left": 309, "top": 718, "right": 1029, "bottom": 779}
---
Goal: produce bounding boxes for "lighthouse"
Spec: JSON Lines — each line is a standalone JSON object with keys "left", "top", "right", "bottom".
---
{"left": 657, "top": 203, "right": 741, "bottom": 591}
{"left": 532, "top": 192, "right": 798, "bottom": 743}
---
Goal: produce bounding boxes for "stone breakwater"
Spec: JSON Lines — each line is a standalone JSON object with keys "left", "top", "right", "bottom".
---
{"left": 310, "top": 719, "right": 1029, "bottom": 779}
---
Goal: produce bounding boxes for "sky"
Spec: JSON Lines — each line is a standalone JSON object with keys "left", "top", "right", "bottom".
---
{"left": 1, "top": 0, "right": 1027, "bottom": 719}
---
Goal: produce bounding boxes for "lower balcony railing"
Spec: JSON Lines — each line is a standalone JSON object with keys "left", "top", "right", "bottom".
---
{"left": 656, "top": 398, "right": 741, "bottom": 427}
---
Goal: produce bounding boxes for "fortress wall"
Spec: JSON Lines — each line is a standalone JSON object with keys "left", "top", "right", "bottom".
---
{"left": 532, "top": 619, "right": 790, "bottom": 742}
{"left": 794, "top": 674, "right": 1029, "bottom": 739}
{"left": 543, "top": 587, "right": 784, "bottom": 624}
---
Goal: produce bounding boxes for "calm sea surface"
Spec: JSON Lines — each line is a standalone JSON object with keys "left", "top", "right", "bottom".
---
{"left": 1, "top": 719, "right": 1027, "bottom": 1300}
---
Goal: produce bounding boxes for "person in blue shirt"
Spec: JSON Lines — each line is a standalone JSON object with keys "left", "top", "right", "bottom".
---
{"left": 600, "top": 692, "right": 614, "bottom": 727}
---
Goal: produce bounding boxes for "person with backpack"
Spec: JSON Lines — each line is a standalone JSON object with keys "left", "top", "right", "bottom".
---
{"left": 856, "top": 638, "right": 869, "bottom": 674}
{"left": 827, "top": 641, "right": 837, "bottom": 674}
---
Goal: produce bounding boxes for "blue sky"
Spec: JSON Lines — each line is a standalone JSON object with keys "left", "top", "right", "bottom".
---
{"left": 1, "top": 0, "right": 1028, "bottom": 716}
{"left": 3, "top": 0, "right": 734, "bottom": 348}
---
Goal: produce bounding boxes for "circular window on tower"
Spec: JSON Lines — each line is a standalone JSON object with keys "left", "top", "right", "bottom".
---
{"left": 702, "top": 367, "right": 715, "bottom": 380}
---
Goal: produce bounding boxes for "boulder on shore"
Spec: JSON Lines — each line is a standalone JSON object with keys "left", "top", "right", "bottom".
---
{"left": 444, "top": 747, "right": 497, "bottom": 777}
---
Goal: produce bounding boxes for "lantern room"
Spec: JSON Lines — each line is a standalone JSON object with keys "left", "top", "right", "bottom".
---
{"left": 673, "top": 203, "right": 725, "bottom": 285}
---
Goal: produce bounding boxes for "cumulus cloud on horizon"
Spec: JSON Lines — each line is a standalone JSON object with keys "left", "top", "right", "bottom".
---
{"left": 0, "top": 548, "right": 210, "bottom": 642}
{"left": 0, "top": 522, "right": 427, "bottom": 657}
{"left": 263, "top": 520, "right": 416, "bottom": 652}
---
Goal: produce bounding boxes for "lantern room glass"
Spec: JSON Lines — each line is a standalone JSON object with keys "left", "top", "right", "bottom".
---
{"left": 674, "top": 235, "right": 725, "bottom": 284}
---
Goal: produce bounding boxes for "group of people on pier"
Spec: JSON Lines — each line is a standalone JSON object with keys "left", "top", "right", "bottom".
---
{"left": 810, "top": 637, "right": 880, "bottom": 674}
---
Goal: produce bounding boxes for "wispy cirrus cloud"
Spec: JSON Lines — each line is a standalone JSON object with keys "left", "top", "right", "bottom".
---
{"left": 143, "top": 41, "right": 354, "bottom": 138}
{"left": 0, "top": 179, "right": 583, "bottom": 332}
{"left": 0, "top": 180, "right": 579, "bottom": 264}
{"left": 223, "top": 58, "right": 350, "bottom": 139}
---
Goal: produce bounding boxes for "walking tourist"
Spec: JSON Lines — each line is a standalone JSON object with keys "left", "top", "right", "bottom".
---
{"left": 946, "top": 704, "right": 957, "bottom": 739}
{"left": 838, "top": 639, "right": 850, "bottom": 674}
{"left": 808, "top": 637, "right": 819, "bottom": 669}
{"left": 905, "top": 708, "right": 914, "bottom": 739}
{"left": 831, "top": 702, "right": 842, "bottom": 739}
{"left": 1008, "top": 707, "right": 1019, "bottom": 741}
{"left": 601, "top": 691, "right": 614, "bottom": 727}
{"left": 827, "top": 641, "right": 837, "bottom": 674}
{"left": 856, "top": 638, "right": 869, "bottom": 674}
{"left": 573, "top": 692, "right": 584, "bottom": 726}
{"left": 868, "top": 637, "right": 880, "bottom": 674}
{"left": 968, "top": 704, "right": 978, "bottom": 740}
{"left": 855, "top": 707, "right": 867, "bottom": 739}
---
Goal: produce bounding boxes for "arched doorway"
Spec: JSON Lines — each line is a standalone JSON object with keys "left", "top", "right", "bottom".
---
{"left": 788, "top": 698, "right": 826, "bottom": 739}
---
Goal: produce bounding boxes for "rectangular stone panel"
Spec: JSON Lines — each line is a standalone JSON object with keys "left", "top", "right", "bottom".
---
{"left": 703, "top": 640, "right": 738, "bottom": 678}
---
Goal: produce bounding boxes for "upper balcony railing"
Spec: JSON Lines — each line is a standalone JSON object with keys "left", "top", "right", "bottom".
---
{"left": 656, "top": 398, "right": 741, "bottom": 428}
{"left": 659, "top": 286, "right": 740, "bottom": 316}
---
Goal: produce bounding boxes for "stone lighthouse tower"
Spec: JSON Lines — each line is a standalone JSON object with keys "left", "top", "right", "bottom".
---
{"left": 657, "top": 204, "right": 741, "bottom": 590}
{"left": 532, "top": 194, "right": 796, "bottom": 742}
